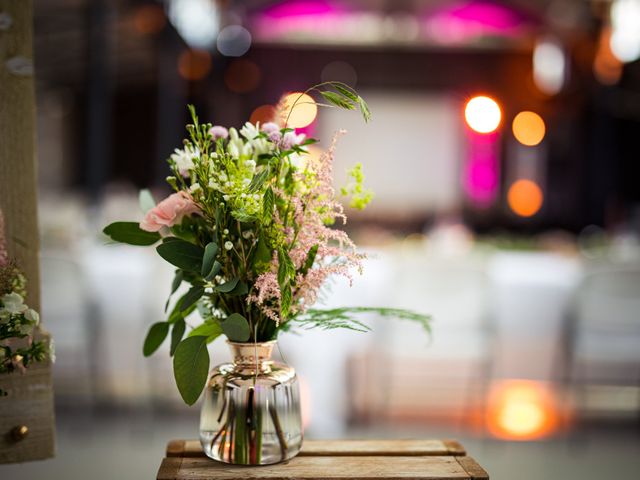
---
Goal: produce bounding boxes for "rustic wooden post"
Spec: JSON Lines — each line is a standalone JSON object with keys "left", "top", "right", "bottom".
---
{"left": 0, "top": 0, "right": 55, "bottom": 463}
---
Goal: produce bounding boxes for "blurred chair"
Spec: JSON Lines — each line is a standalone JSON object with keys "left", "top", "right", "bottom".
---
{"left": 347, "top": 249, "right": 494, "bottom": 431}
{"left": 41, "top": 254, "right": 97, "bottom": 404}
{"left": 560, "top": 264, "right": 640, "bottom": 424}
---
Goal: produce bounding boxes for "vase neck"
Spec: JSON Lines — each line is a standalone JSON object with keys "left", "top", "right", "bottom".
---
{"left": 227, "top": 341, "right": 276, "bottom": 373}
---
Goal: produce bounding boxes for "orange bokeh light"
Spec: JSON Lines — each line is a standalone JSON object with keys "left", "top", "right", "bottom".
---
{"left": 280, "top": 92, "right": 318, "bottom": 128}
{"left": 177, "top": 49, "right": 212, "bottom": 81}
{"left": 224, "top": 59, "right": 262, "bottom": 94}
{"left": 464, "top": 96, "right": 501, "bottom": 133}
{"left": 250, "top": 105, "right": 277, "bottom": 125}
{"left": 487, "top": 380, "right": 559, "bottom": 440}
{"left": 133, "top": 4, "right": 166, "bottom": 35}
{"left": 507, "top": 179, "right": 543, "bottom": 217}
{"left": 594, "top": 26, "right": 623, "bottom": 85}
{"left": 512, "top": 111, "right": 545, "bottom": 146}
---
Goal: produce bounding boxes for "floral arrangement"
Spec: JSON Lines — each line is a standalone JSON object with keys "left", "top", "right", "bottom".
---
{"left": 0, "top": 210, "right": 48, "bottom": 396}
{"left": 104, "top": 83, "right": 429, "bottom": 405}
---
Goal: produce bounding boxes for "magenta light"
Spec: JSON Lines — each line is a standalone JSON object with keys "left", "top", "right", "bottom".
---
{"left": 448, "top": 1, "right": 526, "bottom": 30}
{"left": 464, "top": 130, "right": 500, "bottom": 206}
{"left": 261, "top": 0, "right": 341, "bottom": 19}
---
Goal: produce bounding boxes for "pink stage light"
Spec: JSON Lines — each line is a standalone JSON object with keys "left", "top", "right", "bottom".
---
{"left": 464, "top": 131, "right": 500, "bottom": 206}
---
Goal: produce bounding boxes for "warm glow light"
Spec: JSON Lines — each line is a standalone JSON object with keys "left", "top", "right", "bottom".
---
{"left": 177, "top": 49, "right": 212, "bottom": 81}
{"left": 610, "top": 0, "right": 640, "bottom": 63}
{"left": 280, "top": 92, "right": 318, "bottom": 128}
{"left": 133, "top": 4, "right": 166, "bottom": 35}
{"left": 507, "top": 179, "right": 543, "bottom": 217}
{"left": 594, "top": 26, "right": 623, "bottom": 85}
{"left": 464, "top": 96, "right": 501, "bottom": 133}
{"left": 487, "top": 380, "right": 559, "bottom": 440}
{"left": 533, "top": 37, "right": 566, "bottom": 95}
{"left": 512, "top": 112, "right": 545, "bottom": 146}
{"left": 250, "top": 105, "right": 276, "bottom": 125}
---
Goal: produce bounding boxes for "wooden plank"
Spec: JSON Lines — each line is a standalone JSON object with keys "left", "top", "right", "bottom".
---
{"left": 167, "top": 439, "right": 466, "bottom": 458}
{"left": 456, "top": 457, "right": 489, "bottom": 480}
{"left": 0, "top": 0, "right": 55, "bottom": 464}
{"left": 157, "top": 455, "right": 472, "bottom": 480}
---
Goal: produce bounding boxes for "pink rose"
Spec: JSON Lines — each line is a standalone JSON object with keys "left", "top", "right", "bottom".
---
{"left": 140, "top": 191, "right": 201, "bottom": 232}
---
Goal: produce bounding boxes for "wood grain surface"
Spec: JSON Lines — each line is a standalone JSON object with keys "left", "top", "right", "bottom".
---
{"left": 159, "top": 440, "right": 488, "bottom": 479}
{"left": 167, "top": 439, "right": 466, "bottom": 458}
{"left": 0, "top": 0, "right": 55, "bottom": 464}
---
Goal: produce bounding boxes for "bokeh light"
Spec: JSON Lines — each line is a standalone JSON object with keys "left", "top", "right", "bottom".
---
{"left": 280, "top": 92, "right": 318, "bottom": 128}
{"left": 224, "top": 59, "right": 262, "bottom": 93}
{"left": 533, "top": 37, "right": 566, "bottom": 95}
{"left": 594, "top": 26, "right": 623, "bottom": 85}
{"left": 610, "top": 0, "right": 640, "bottom": 63}
{"left": 217, "top": 25, "right": 252, "bottom": 57}
{"left": 487, "top": 380, "right": 559, "bottom": 440}
{"left": 133, "top": 4, "right": 166, "bottom": 35}
{"left": 512, "top": 111, "right": 546, "bottom": 146}
{"left": 177, "top": 49, "right": 212, "bottom": 81}
{"left": 507, "top": 179, "right": 543, "bottom": 217}
{"left": 464, "top": 96, "right": 501, "bottom": 134}
{"left": 250, "top": 105, "right": 277, "bottom": 125}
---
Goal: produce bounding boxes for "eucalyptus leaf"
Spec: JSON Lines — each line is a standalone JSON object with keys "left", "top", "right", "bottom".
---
{"left": 171, "top": 270, "right": 184, "bottom": 295}
{"left": 201, "top": 242, "right": 219, "bottom": 277}
{"left": 227, "top": 280, "right": 248, "bottom": 296}
{"left": 139, "top": 189, "right": 156, "bottom": 213}
{"left": 170, "top": 318, "right": 186, "bottom": 356}
{"left": 220, "top": 313, "right": 251, "bottom": 342}
{"left": 204, "top": 261, "right": 221, "bottom": 281}
{"left": 215, "top": 277, "right": 239, "bottom": 293}
{"left": 180, "top": 286, "right": 204, "bottom": 312}
{"left": 173, "top": 336, "right": 210, "bottom": 405}
{"left": 103, "top": 222, "right": 160, "bottom": 246}
{"left": 189, "top": 322, "right": 223, "bottom": 343}
{"left": 156, "top": 239, "right": 204, "bottom": 272}
{"left": 143, "top": 322, "right": 169, "bottom": 357}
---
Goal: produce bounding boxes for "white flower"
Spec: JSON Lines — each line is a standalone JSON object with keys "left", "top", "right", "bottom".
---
{"left": 223, "top": 195, "right": 230, "bottom": 201}
{"left": 224, "top": 241, "right": 233, "bottom": 251}
{"left": 240, "top": 122, "right": 260, "bottom": 140}
{"left": 24, "top": 308, "right": 39, "bottom": 325}
{"left": 250, "top": 138, "right": 271, "bottom": 156}
{"left": 171, "top": 145, "right": 199, "bottom": 177}
{"left": 244, "top": 159, "right": 256, "bottom": 169}
{"left": 241, "top": 143, "right": 253, "bottom": 157}
{"left": 189, "top": 183, "right": 201, "bottom": 193}
{"left": 223, "top": 229, "right": 229, "bottom": 235}
{"left": 229, "top": 127, "right": 239, "bottom": 141}
{"left": 242, "top": 230, "right": 253, "bottom": 239}
{"left": 227, "top": 143, "right": 240, "bottom": 158}
{"left": 1, "top": 293, "right": 26, "bottom": 315}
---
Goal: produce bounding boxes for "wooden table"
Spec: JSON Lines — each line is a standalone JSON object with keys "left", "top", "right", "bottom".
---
{"left": 157, "top": 439, "right": 489, "bottom": 479}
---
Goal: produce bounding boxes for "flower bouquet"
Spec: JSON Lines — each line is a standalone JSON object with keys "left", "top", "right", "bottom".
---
{"left": 0, "top": 210, "right": 48, "bottom": 396}
{"left": 103, "top": 83, "right": 429, "bottom": 464}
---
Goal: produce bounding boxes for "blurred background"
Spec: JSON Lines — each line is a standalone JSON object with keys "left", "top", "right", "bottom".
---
{"left": 4, "top": 0, "right": 640, "bottom": 478}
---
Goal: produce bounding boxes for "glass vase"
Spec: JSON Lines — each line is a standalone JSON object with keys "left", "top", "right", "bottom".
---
{"left": 199, "top": 340, "right": 303, "bottom": 465}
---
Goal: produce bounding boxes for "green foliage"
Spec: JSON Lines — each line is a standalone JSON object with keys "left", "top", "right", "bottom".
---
{"left": 291, "top": 307, "right": 431, "bottom": 334}
{"left": 170, "top": 318, "right": 186, "bottom": 356}
{"left": 341, "top": 163, "right": 374, "bottom": 210}
{"left": 180, "top": 286, "right": 204, "bottom": 312}
{"left": 173, "top": 336, "right": 210, "bottom": 405}
{"left": 143, "top": 322, "right": 169, "bottom": 356}
{"left": 201, "top": 242, "right": 219, "bottom": 277}
{"left": 188, "top": 322, "right": 223, "bottom": 343}
{"left": 156, "top": 239, "right": 204, "bottom": 272}
{"left": 103, "top": 222, "right": 161, "bottom": 246}
{"left": 220, "top": 313, "right": 251, "bottom": 342}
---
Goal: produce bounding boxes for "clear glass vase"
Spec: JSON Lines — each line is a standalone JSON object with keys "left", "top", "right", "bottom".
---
{"left": 199, "top": 340, "right": 303, "bottom": 465}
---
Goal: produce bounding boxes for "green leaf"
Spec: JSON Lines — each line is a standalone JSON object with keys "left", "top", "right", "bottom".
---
{"left": 228, "top": 280, "right": 248, "bottom": 296}
{"left": 180, "top": 286, "right": 204, "bottom": 312}
{"left": 357, "top": 96, "right": 371, "bottom": 122}
{"left": 139, "top": 189, "right": 156, "bottom": 213}
{"left": 156, "top": 239, "right": 204, "bottom": 272}
{"left": 319, "top": 91, "right": 355, "bottom": 110}
{"left": 103, "top": 222, "right": 161, "bottom": 246}
{"left": 170, "top": 318, "right": 186, "bottom": 356}
{"left": 332, "top": 83, "right": 359, "bottom": 102}
{"left": 300, "top": 244, "right": 318, "bottom": 276}
{"left": 204, "top": 261, "right": 221, "bottom": 281}
{"left": 263, "top": 187, "right": 275, "bottom": 220}
{"left": 171, "top": 270, "right": 183, "bottom": 295}
{"left": 173, "top": 336, "right": 210, "bottom": 405}
{"left": 248, "top": 167, "right": 270, "bottom": 193}
{"left": 278, "top": 249, "right": 295, "bottom": 287}
{"left": 189, "top": 322, "right": 223, "bottom": 343}
{"left": 215, "top": 277, "right": 239, "bottom": 293}
{"left": 201, "top": 242, "right": 219, "bottom": 277}
{"left": 220, "top": 313, "right": 251, "bottom": 342}
{"left": 253, "top": 234, "right": 272, "bottom": 272}
{"left": 143, "top": 322, "right": 169, "bottom": 357}
{"left": 281, "top": 284, "right": 292, "bottom": 318}
{"left": 232, "top": 209, "right": 257, "bottom": 223}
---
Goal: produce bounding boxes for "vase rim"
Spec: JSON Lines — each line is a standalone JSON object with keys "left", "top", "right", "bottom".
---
{"left": 226, "top": 340, "right": 277, "bottom": 347}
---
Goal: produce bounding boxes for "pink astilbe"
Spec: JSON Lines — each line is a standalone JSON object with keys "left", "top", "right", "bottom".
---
{"left": 248, "top": 130, "right": 366, "bottom": 323}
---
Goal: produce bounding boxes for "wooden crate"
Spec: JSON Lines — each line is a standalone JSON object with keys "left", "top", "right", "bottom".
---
{"left": 158, "top": 439, "right": 488, "bottom": 479}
